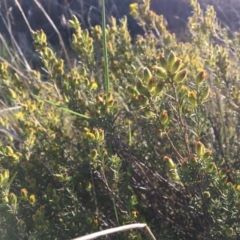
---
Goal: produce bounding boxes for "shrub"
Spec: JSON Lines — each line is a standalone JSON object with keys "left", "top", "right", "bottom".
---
{"left": 1, "top": 0, "right": 240, "bottom": 239}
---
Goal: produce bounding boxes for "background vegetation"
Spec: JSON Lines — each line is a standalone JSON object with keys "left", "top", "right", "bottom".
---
{"left": 1, "top": 0, "right": 240, "bottom": 239}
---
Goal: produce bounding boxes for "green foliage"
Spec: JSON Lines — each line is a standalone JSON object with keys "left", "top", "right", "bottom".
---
{"left": 1, "top": 0, "right": 240, "bottom": 239}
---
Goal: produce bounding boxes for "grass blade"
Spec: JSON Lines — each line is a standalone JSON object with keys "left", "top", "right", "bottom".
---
{"left": 102, "top": 0, "right": 110, "bottom": 93}
{"left": 31, "top": 94, "right": 91, "bottom": 120}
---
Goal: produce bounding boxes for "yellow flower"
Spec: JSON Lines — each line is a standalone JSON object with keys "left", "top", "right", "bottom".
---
{"left": 132, "top": 210, "right": 138, "bottom": 218}
{"left": 29, "top": 194, "right": 36, "bottom": 205}
{"left": 89, "top": 81, "right": 98, "bottom": 90}
{"left": 15, "top": 111, "right": 24, "bottom": 120}
{"left": 129, "top": 3, "right": 138, "bottom": 17}
{"left": 93, "top": 218, "right": 99, "bottom": 227}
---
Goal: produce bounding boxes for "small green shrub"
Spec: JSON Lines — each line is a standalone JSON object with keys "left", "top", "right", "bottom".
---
{"left": 1, "top": 0, "right": 240, "bottom": 239}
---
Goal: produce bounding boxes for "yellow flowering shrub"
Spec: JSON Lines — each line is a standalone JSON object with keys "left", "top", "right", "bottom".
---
{"left": 1, "top": 0, "right": 240, "bottom": 239}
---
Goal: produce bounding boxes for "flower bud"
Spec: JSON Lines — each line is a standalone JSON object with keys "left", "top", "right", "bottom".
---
{"left": 196, "top": 71, "right": 207, "bottom": 85}
{"left": 167, "top": 50, "right": 177, "bottom": 68}
{"left": 202, "top": 149, "right": 211, "bottom": 160}
{"left": 190, "top": 156, "right": 198, "bottom": 166}
{"left": 170, "top": 58, "right": 182, "bottom": 74}
{"left": 54, "top": 174, "right": 66, "bottom": 183}
{"left": 5, "top": 146, "right": 14, "bottom": 156}
{"left": 9, "top": 193, "right": 17, "bottom": 205}
{"left": 136, "top": 79, "right": 150, "bottom": 97}
{"left": 98, "top": 129, "right": 104, "bottom": 141}
{"left": 156, "top": 129, "right": 164, "bottom": 138}
{"left": 225, "top": 227, "right": 233, "bottom": 237}
{"left": 147, "top": 77, "right": 157, "bottom": 92}
{"left": 226, "top": 182, "right": 233, "bottom": 188}
{"left": 188, "top": 91, "right": 197, "bottom": 107}
{"left": 85, "top": 132, "right": 95, "bottom": 140}
{"left": 145, "top": 110, "right": 154, "bottom": 117}
{"left": 90, "top": 149, "right": 98, "bottom": 160}
{"left": 29, "top": 194, "right": 36, "bottom": 205}
{"left": 173, "top": 69, "right": 187, "bottom": 84}
{"left": 138, "top": 94, "right": 149, "bottom": 106}
{"left": 160, "top": 110, "right": 168, "bottom": 125}
{"left": 0, "top": 174, "right": 4, "bottom": 184}
{"left": 195, "top": 141, "right": 205, "bottom": 157}
{"left": 2, "top": 170, "right": 9, "bottom": 181}
{"left": 203, "top": 191, "right": 211, "bottom": 199}
{"left": 8, "top": 88, "right": 17, "bottom": 99}
{"left": 154, "top": 80, "right": 165, "bottom": 95}
{"left": 163, "top": 156, "right": 176, "bottom": 169}
{"left": 169, "top": 169, "right": 180, "bottom": 181}
{"left": 102, "top": 148, "right": 108, "bottom": 156}
{"left": 3, "top": 195, "right": 9, "bottom": 203}
{"left": 92, "top": 128, "right": 99, "bottom": 140}
{"left": 143, "top": 67, "right": 152, "bottom": 82}
{"left": 206, "top": 162, "right": 217, "bottom": 173}
{"left": 158, "top": 54, "right": 168, "bottom": 69}
{"left": 153, "top": 66, "right": 168, "bottom": 79}
{"left": 20, "top": 188, "right": 28, "bottom": 200}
